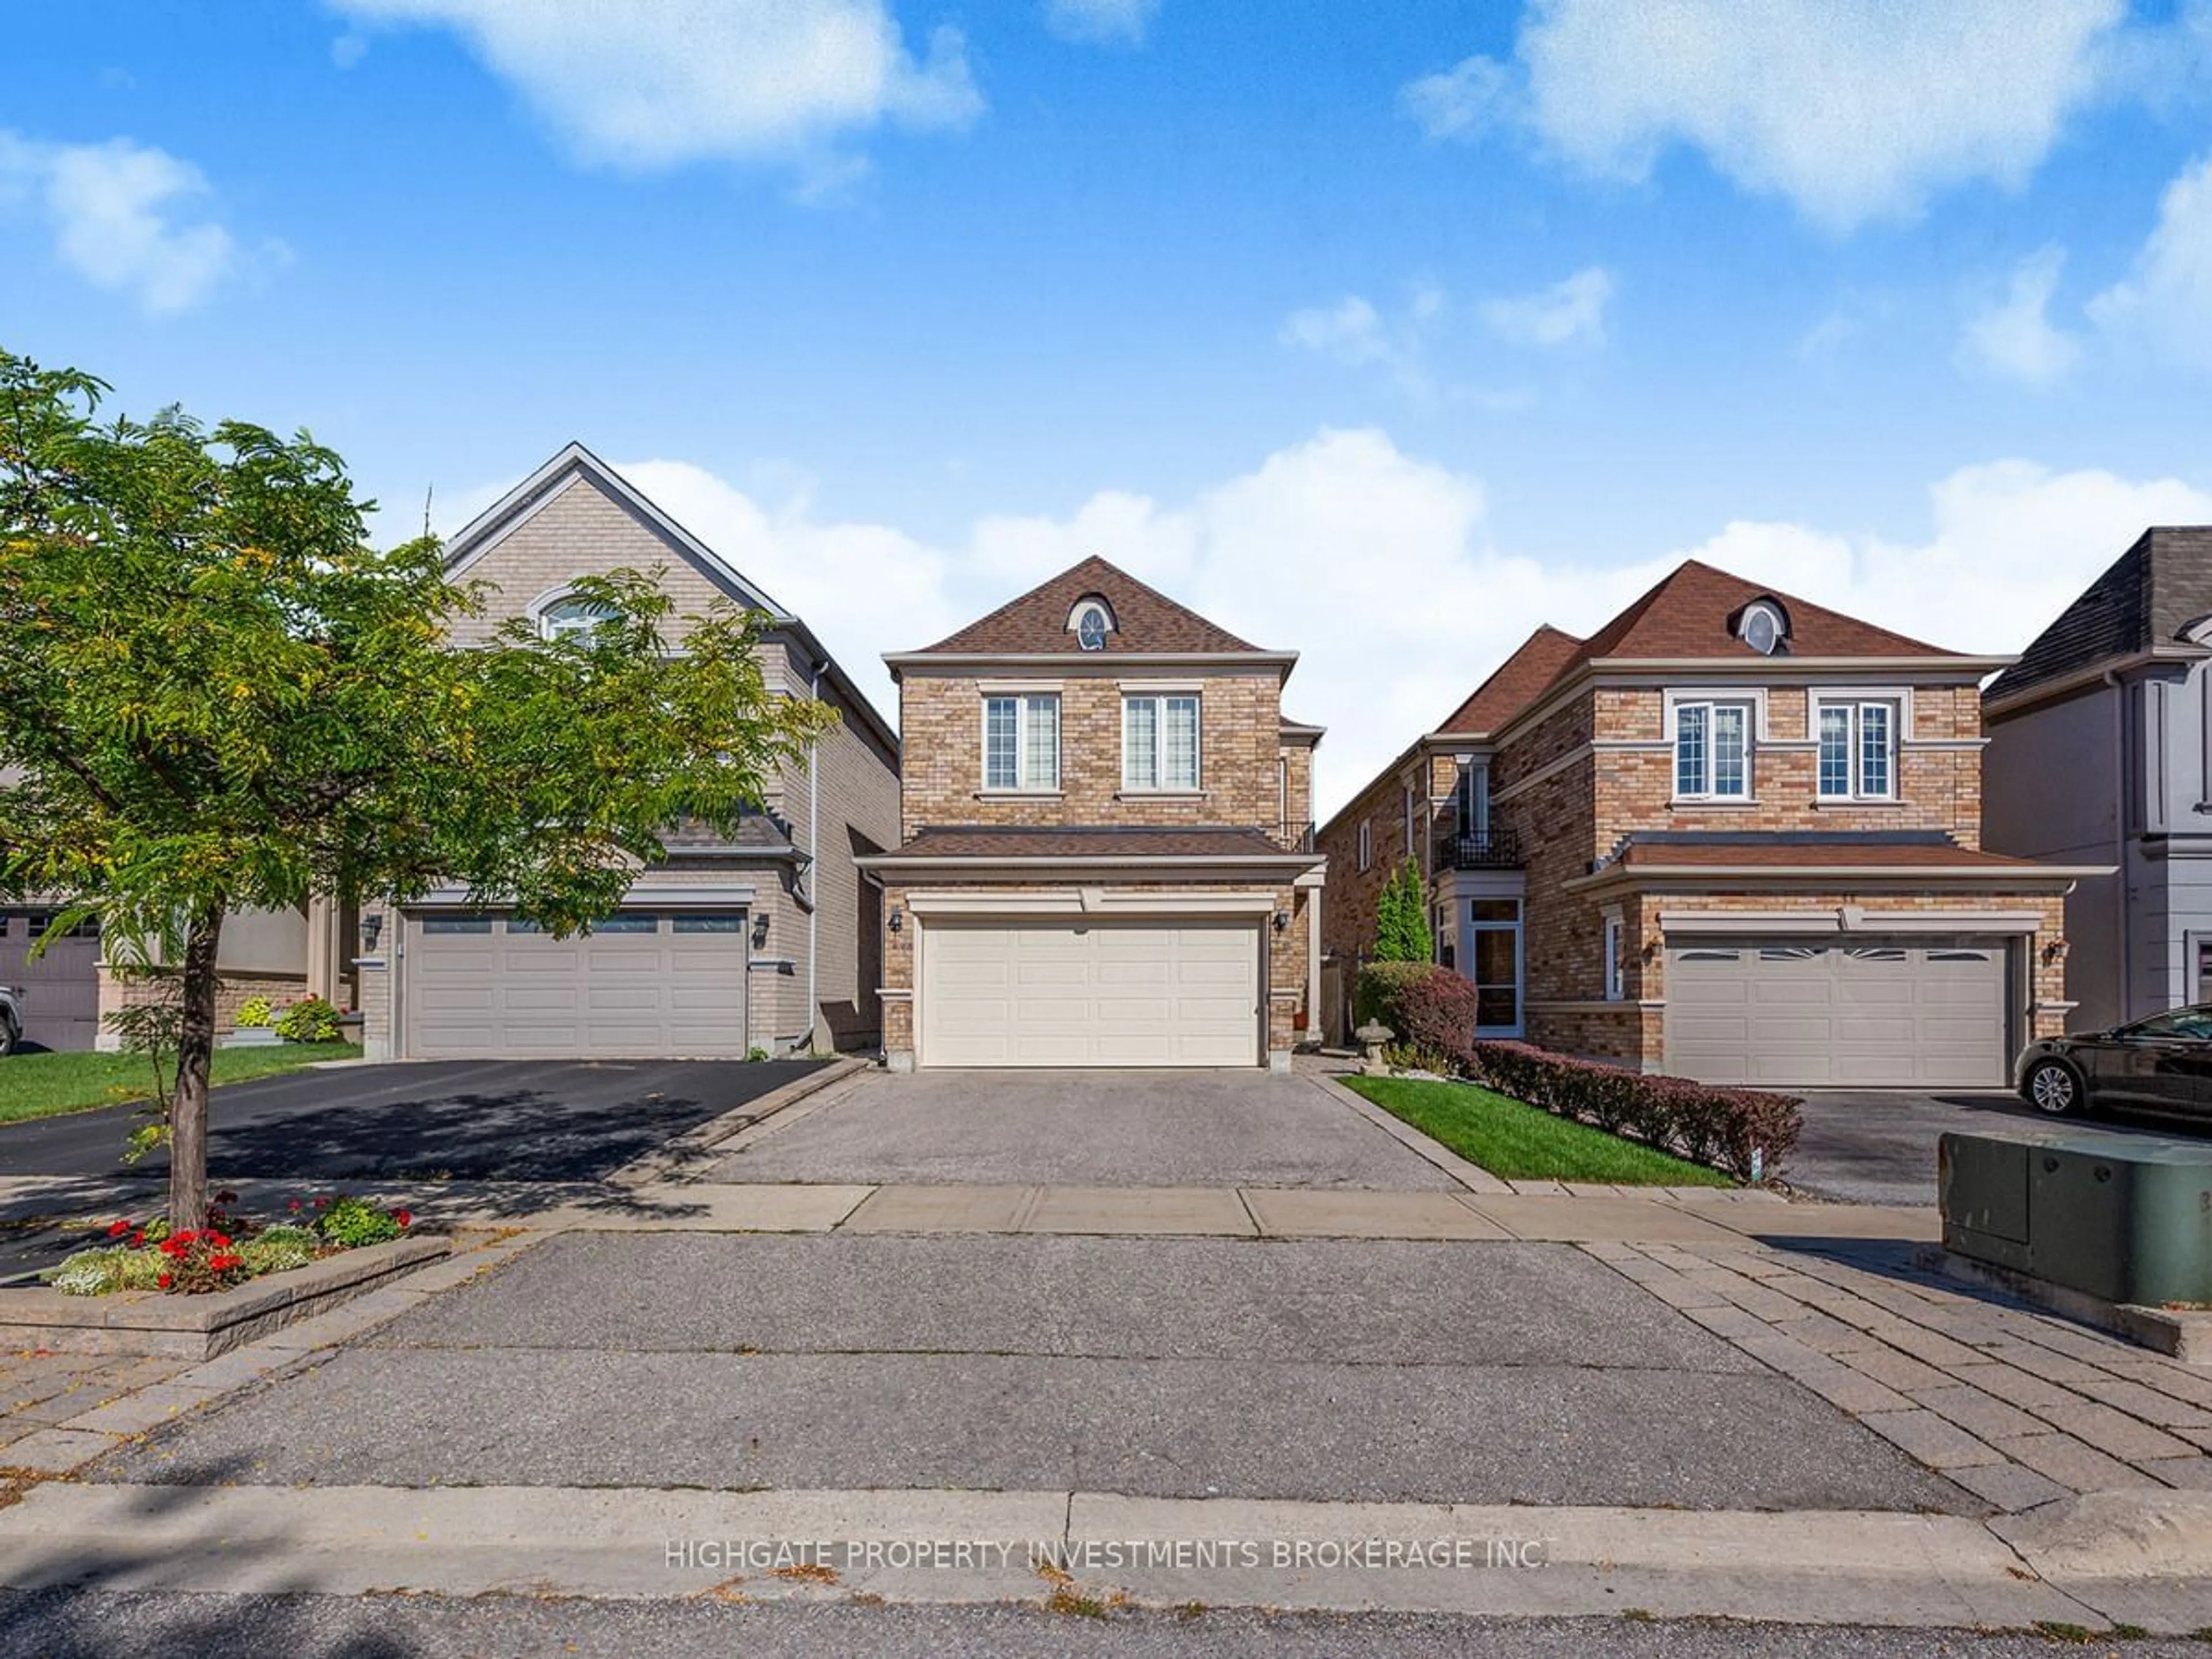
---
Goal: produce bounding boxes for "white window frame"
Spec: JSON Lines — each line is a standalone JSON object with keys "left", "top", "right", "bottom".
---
{"left": 1667, "top": 695, "right": 1757, "bottom": 802}
{"left": 1402, "top": 783, "right": 1417, "bottom": 860}
{"left": 1602, "top": 910, "right": 1625, "bottom": 1001}
{"left": 1122, "top": 693, "right": 1201, "bottom": 792}
{"left": 1357, "top": 819, "right": 1372, "bottom": 873}
{"left": 1813, "top": 693, "right": 1903, "bottom": 802}
{"left": 982, "top": 692, "right": 1060, "bottom": 792}
{"left": 536, "top": 593, "right": 612, "bottom": 641}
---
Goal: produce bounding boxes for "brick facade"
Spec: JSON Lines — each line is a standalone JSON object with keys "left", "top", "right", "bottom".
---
{"left": 1319, "top": 562, "right": 2082, "bottom": 1082}
{"left": 871, "top": 560, "right": 1323, "bottom": 1070}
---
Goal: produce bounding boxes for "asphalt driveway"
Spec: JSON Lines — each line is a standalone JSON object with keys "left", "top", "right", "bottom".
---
{"left": 709, "top": 1069, "right": 1461, "bottom": 1190}
{"left": 0, "top": 1058, "right": 823, "bottom": 1184}
{"left": 100, "top": 1230, "right": 1966, "bottom": 1514}
{"left": 1784, "top": 1088, "right": 2201, "bottom": 1206}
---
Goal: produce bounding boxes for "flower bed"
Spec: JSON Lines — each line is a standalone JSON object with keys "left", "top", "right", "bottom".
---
{"left": 44, "top": 1192, "right": 415, "bottom": 1298}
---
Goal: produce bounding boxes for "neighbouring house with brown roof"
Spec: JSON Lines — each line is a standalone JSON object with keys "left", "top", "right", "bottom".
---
{"left": 857, "top": 557, "right": 1325, "bottom": 1070}
{"left": 1983, "top": 526, "right": 2212, "bottom": 1032}
{"left": 355, "top": 444, "right": 901, "bottom": 1062}
{"left": 1317, "top": 560, "right": 2105, "bottom": 1088}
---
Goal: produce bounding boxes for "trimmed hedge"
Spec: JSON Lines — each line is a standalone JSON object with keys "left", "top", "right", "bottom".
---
{"left": 1353, "top": 961, "right": 1441, "bottom": 1031}
{"left": 1466, "top": 1040, "right": 1801, "bottom": 1183}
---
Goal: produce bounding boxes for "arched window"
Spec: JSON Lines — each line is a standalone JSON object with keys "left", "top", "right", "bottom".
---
{"left": 539, "top": 594, "right": 613, "bottom": 641}
{"left": 1736, "top": 599, "right": 1787, "bottom": 656}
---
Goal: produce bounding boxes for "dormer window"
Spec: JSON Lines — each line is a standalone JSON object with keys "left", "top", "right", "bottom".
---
{"left": 1734, "top": 598, "right": 1789, "bottom": 656}
{"left": 539, "top": 594, "right": 613, "bottom": 641}
{"left": 1066, "top": 594, "right": 1117, "bottom": 651}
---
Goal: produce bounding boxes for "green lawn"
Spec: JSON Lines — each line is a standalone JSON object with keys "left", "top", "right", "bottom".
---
{"left": 0, "top": 1043, "right": 363, "bottom": 1126}
{"left": 1345, "top": 1074, "right": 1734, "bottom": 1187}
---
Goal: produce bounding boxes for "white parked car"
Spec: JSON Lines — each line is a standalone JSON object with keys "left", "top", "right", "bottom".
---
{"left": 0, "top": 986, "right": 21, "bottom": 1056}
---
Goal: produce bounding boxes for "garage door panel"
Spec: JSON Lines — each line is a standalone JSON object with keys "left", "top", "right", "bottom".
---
{"left": 405, "top": 914, "right": 747, "bottom": 1059}
{"left": 1667, "top": 937, "right": 2008, "bottom": 1088}
{"left": 922, "top": 919, "right": 1260, "bottom": 1068}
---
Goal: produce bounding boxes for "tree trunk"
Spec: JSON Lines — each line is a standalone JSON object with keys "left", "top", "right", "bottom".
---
{"left": 167, "top": 903, "right": 224, "bottom": 1231}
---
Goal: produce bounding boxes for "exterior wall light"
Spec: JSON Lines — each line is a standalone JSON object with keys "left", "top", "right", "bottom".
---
{"left": 359, "top": 914, "right": 382, "bottom": 953}
{"left": 889, "top": 907, "right": 904, "bottom": 934}
{"left": 752, "top": 913, "right": 771, "bottom": 950}
{"left": 1272, "top": 910, "right": 1290, "bottom": 933}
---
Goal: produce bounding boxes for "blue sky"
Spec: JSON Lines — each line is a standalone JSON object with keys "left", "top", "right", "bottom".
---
{"left": 6, "top": 1, "right": 2212, "bottom": 811}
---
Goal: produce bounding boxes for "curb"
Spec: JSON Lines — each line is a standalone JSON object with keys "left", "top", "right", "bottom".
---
{"left": 3, "top": 1483, "right": 2207, "bottom": 1633}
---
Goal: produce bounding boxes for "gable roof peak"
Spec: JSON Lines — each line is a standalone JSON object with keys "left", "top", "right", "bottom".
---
{"left": 908, "top": 554, "right": 1272, "bottom": 660}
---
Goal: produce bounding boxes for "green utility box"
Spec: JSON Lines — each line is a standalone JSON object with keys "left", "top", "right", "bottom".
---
{"left": 1940, "top": 1130, "right": 2212, "bottom": 1307}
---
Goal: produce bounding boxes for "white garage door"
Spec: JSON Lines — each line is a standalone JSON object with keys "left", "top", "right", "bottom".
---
{"left": 921, "top": 920, "right": 1261, "bottom": 1068}
{"left": 1, "top": 910, "right": 103, "bottom": 1052}
{"left": 403, "top": 912, "right": 749, "bottom": 1060}
{"left": 1665, "top": 936, "right": 2010, "bottom": 1088}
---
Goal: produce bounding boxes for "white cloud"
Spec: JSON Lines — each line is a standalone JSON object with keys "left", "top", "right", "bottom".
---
{"left": 1042, "top": 0, "right": 1158, "bottom": 47}
{"left": 1409, "top": 0, "right": 2125, "bottom": 232}
{"left": 2090, "top": 153, "right": 2212, "bottom": 372}
{"left": 331, "top": 32, "right": 370, "bottom": 69}
{"left": 429, "top": 438, "right": 2211, "bottom": 817}
{"left": 1479, "top": 266, "right": 1612, "bottom": 348}
{"left": 0, "top": 132, "right": 241, "bottom": 313}
{"left": 1960, "top": 245, "right": 2081, "bottom": 385}
{"left": 1280, "top": 296, "right": 1393, "bottom": 368}
{"left": 1400, "top": 54, "right": 1516, "bottom": 142}
{"left": 327, "top": 0, "right": 981, "bottom": 172}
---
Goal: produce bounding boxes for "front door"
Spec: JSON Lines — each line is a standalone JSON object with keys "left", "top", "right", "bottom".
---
{"left": 1469, "top": 898, "right": 1522, "bottom": 1038}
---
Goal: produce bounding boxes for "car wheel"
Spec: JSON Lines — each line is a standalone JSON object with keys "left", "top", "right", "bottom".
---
{"left": 0, "top": 1017, "right": 16, "bottom": 1058}
{"left": 2024, "top": 1057, "right": 2084, "bottom": 1116}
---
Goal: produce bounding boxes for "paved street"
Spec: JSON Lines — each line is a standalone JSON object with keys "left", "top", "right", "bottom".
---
{"left": 0, "top": 1059, "right": 823, "bottom": 1184}
{"left": 711, "top": 1069, "right": 1463, "bottom": 1188}
{"left": 17, "top": 1595, "right": 2212, "bottom": 1659}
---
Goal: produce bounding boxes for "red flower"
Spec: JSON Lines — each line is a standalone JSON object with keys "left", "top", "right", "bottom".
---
{"left": 157, "top": 1273, "right": 173, "bottom": 1290}
{"left": 394, "top": 1210, "right": 412, "bottom": 1228}
{"left": 210, "top": 1233, "right": 232, "bottom": 1249}
{"left": 108, "top": 1219, "right": 130, "bottom": 1238}
{"left": 129, "top": 1231, "right": 145, "bottom": 1248}
{"left": 208, "top": 1253, "right": 241, "bottom": 1272}
{"left": 313, "top": 1197, "right": 329, "bottom": 1208}
{"left": 287, "top": 1199, "right": 303, "bottom": 1213}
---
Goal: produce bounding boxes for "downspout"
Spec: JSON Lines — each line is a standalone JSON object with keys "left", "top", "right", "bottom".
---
{"left": 2107, "top": 668, "right": 2130, "bottom": 1021}
{"left": 807, "top": 658, "right": 824, "bottom": 1054}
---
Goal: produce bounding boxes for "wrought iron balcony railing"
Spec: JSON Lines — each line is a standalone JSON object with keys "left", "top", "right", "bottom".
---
{"left": 1434, "top": 826, "right": 1522, "bottom": 869}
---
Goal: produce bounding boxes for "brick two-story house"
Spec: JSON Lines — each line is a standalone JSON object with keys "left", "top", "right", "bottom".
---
{"left": 858, "top": 557, "right": 1325, "bottom": 1070}
{"left": 357, "top": 444, "right": 900, "bottom": 1061}
{"left": 1320, "top": 560, "right": 2104, "bottom": 1088}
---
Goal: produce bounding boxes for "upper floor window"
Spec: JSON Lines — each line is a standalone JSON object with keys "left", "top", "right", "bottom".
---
{"left": 1674, "top": 699, "right": 1752, "bottom": 801}
{"left": 1065, "top": 594, "right": 1118, "bottom": 651}
{"left": 1402, "top": 783, "right": 1416, "bottom": 858}
{"left": 1733, "top": 596, "right": 1791, "bottom": 656}
{"left": 1123, "top": 694, "right": 1199, "bottom": 790}
{"left": 984, "top": 694, "right": 1059, "bottom": 791}
{"left": 1357, "top": 819, "right": 1372, "bottom": 872}
{"left": 539, "top": 594, "right": 613, "bottom": 641}
{"left": 1816, "top": 699, "right": 1898, "bottom": 800}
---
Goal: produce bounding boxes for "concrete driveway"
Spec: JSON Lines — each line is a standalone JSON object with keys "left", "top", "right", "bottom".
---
{"left": 1785, "top": 1087, "right": 2200, "bottom": 1206}
{"left": 0, "top": 1058, "right": 824, "bottom": 1185}
{"left": 709, "top": 1069, "right": 1462, "bottom": 1190}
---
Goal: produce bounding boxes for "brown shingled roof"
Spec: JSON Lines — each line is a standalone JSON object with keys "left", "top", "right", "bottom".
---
{"left": 1435, "top": 625, "right": 1585, "bottom": 735}
{"left": 910, "top": 556, "right": 1264, "bottom": 656}
{"left": 878, "top": 825, "right": 1307, "bottom": 861}
{"left": 1612, "top": 839, "right": 2039, "bottom": 872}
{"left": 1574, "top": 560, "right": 1956, "bottom": 663}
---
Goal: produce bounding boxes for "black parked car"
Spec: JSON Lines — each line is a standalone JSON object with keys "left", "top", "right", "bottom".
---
{"left": 2016, "top": 1006, "right": 2212, "bottom": 1119}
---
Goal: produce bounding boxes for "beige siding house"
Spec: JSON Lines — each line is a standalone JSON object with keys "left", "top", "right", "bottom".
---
{"left": 357, "top": 444, "right": 900, "bottom": 1062}
{"left": 860, "top": 557, "right": 1325, "bottom": 1071}
{"left": 1320, "top": 560, "right": 2105, "bottom": 1088}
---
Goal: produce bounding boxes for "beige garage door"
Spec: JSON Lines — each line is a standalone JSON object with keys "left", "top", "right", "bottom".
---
{"left": 1665, "top": 936, "right": 2010, "bottom": 1088}
{"left": 403, "top": 912, "right": 749, "bottom": 1059}
{"left": 921, "top": 921, "right": 1261, "bottom": 1068}
{"left": 0, "top": 910, "right": 102, "bottom": 1051}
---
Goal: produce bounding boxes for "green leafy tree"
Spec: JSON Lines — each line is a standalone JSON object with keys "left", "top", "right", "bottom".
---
{"left": 1372, "top": 858, "right": 1433, "bottom": 963}
{"left": 0, "top": 351, "right": 833, "bottom": 1228}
